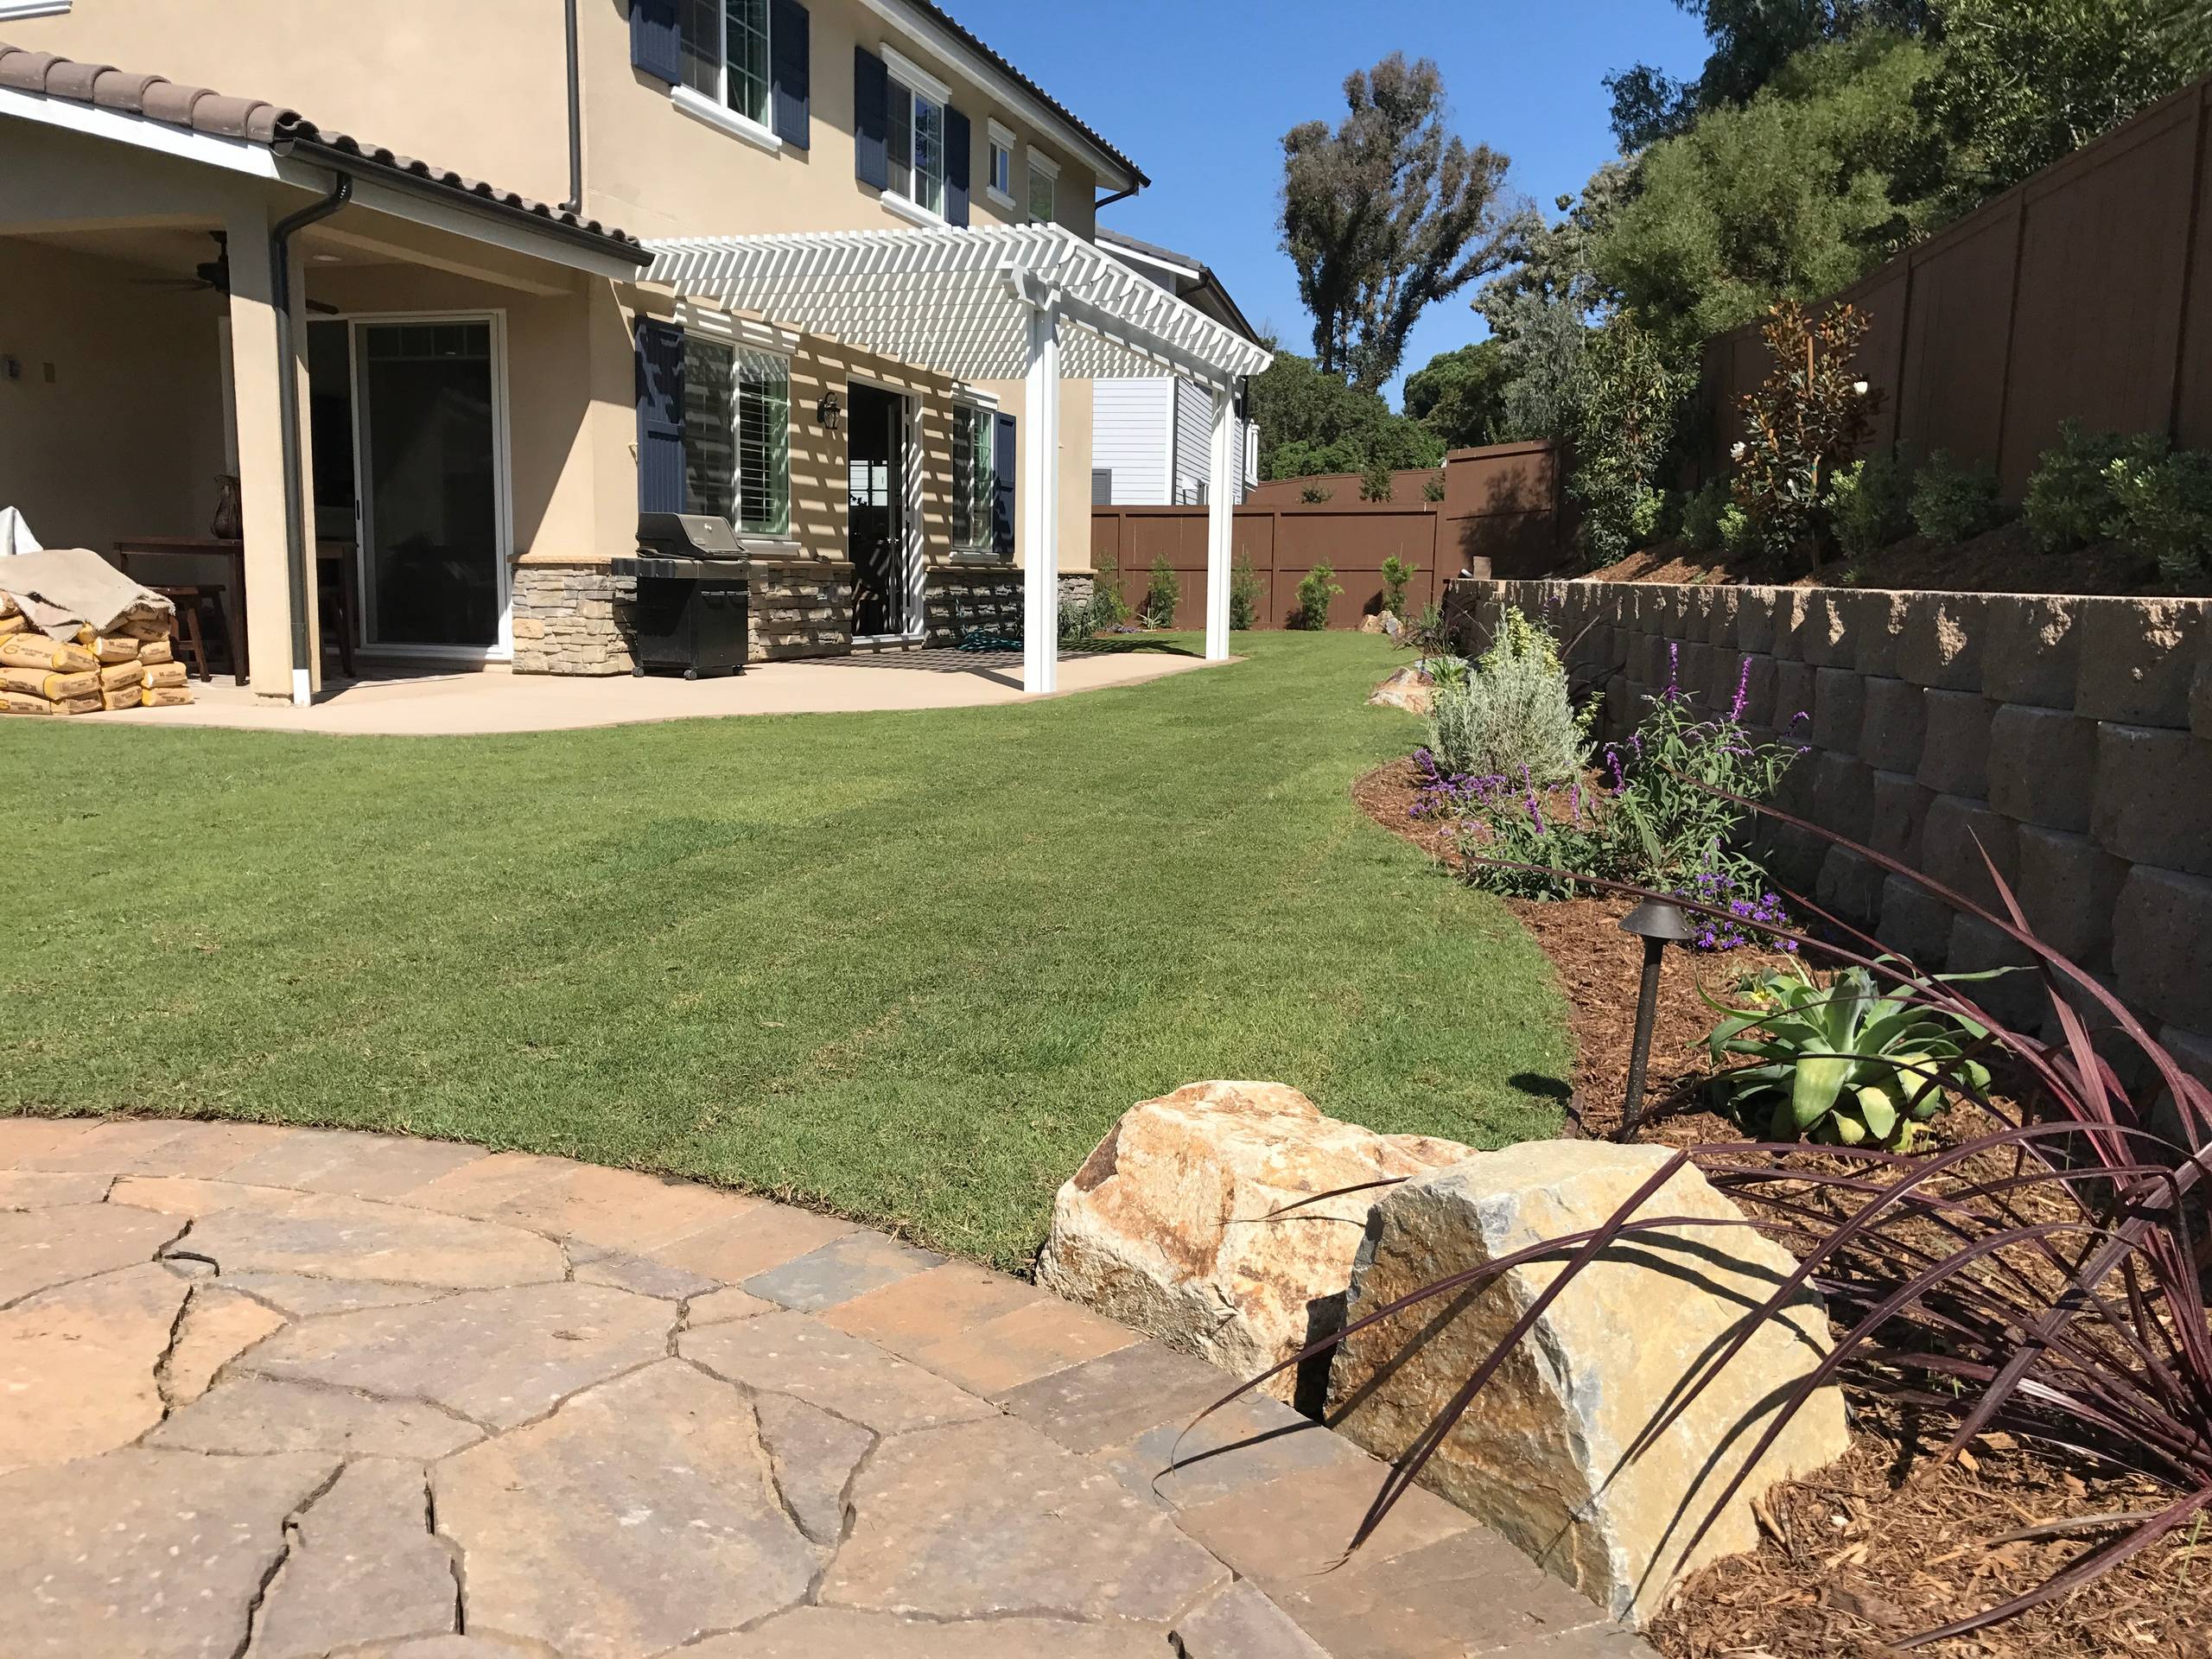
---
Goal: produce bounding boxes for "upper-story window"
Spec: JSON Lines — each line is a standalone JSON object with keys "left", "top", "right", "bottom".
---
{"left": 986, "top": 121, "right": 1016, "bottom": 209}
{"left": 881, "top": 48, "right": 951, "bottom": 220}
{"left": 1027, "top": 150, "right": 1058, "bottom": 225}
{"left": 680, "top": 0, "right": 772, "bottom": 128}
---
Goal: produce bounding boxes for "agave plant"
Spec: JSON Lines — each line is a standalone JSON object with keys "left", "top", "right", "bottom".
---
{"left": 1182, "top": 795, "right": 2212, "bottom": 1648}
{"left": 1702, "top": 959, "right": 1993, "bottom": 1148}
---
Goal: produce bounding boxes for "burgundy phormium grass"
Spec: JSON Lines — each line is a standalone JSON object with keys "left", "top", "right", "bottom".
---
{"left": 1179, "top": 800, "right": 2212, "bottom": 1647}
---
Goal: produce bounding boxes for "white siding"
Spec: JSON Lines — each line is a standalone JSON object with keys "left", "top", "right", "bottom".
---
{"left": 1091, "top": 378, "right": 1173, "bottom": 505}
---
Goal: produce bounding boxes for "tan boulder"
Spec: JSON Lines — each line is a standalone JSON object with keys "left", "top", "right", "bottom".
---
{"left": 1367, "top": 664, "right": 1434, "bottom": 715}
{"left": 1325, "top": 1141, "right": 1847, "bottom": 1626}
{"left": 1036, "top": 1082, "right": 1471, "bottom": 1402}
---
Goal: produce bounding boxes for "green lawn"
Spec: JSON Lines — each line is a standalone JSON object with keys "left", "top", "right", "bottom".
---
{"left": 2, "top": 632, "right": 1571, "bottom": 1268}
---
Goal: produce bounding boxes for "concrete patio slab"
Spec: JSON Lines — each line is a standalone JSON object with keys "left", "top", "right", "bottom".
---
{"left": 91, "top": 645, "right": 1222, "bottom": 736}
{"left": 0, "top": 1116, "right": 1650, "bottom": 1659}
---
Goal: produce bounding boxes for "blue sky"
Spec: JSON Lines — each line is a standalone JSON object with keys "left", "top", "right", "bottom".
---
{"left": 948, "top": 0, "right": 1712, "bottom": 403}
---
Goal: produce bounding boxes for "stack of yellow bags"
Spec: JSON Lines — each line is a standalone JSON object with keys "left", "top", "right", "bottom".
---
{"left": 0, "top": 593, "right": 192, "bottom": 715}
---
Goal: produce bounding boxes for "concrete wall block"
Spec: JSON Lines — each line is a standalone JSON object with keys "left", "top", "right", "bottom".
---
{"left": 1732, "top": 652, "right": 1777, "bottom": 728}
{"left": 1774, "top": 660, "right": 1818, "bottom": 731}
{"left": 2074, "top": 597, "right": 2208, "bottom": 727}
{"left": 1898, "top": 593, "right": 1991, "bottom": 690}
{"left": 1869, "top": 770, "right": 1936, "bottom": 865}
{"left": 1815, "top": 844, "right": 1885, "bottom": 927}
{"left": 1876, "top": 873, "right": 1955, "bottom": 968}
{"left": 1774, "top": 588, "right": 1818, "bottom": 661}
{"left": 2191, "top": 656, "right": 2212, "bottom": 741}
{"left": 1986, "top": 704, "right": 2098, "bottom": 832}
{"left": 2148, "top": 1025, "right": 2212, "bottom": 1154}
{"left": 1678, "top": 639, "right": 1717, "bottom": 708}
{"left": 2016, "top": 824, "right": 2129, "bottom": 968}
{"left": 2113, "top": 866, "right": 2212, "bottom": 1033}
{"left": 1811, "top": 666, "right": 1866, "bottom": 753}
{"left": 1843, "top": 589, "right": 1910, "bottom": 680}
{"left": 2090, "top": 723, "right": 2212, "bottom": 877}
{"left": 1859, "top": 677, "right": 1928, "bottom": 773}
{"left": 1800, "top": 592, "right": 1853, "bottom": 668}
{"left": 1946, "top": 912, "right": 2050, "bottom": 1035}
{"left": 1702, "top": 586, "right": 1740, "bottom": 645}
{"left": 1764, "top": 820, "right": 1830, "bottom": 897}
{"left": 1980, "top": 594, "right": 2082, "bottom": 709}
{"left": 1921, "top": 794, "right": 2020, "bottom": 910}
{"left": 1813, "top": 751, "right": 1876, "bottom": 845}
{"left": 1734, "top": 586, "right": 1780, "bottom": 654}
{"left": 1916, "top": 690, "right": 1997, "bottom": 798}
{"left": 1770, "top": 742, "right": 1820, "bottom": 821}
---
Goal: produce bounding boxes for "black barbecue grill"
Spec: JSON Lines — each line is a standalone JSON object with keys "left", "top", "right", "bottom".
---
{"left": 613, "top": 513, "right": 750, "bottom": 679}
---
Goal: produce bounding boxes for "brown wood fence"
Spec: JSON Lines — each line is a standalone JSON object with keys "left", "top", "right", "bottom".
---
{"left": 1090, "top": 440, "right": 1570, "bottom": 626}
{"left": 1700, "top": 73, "right": 2212, "bottom": 495}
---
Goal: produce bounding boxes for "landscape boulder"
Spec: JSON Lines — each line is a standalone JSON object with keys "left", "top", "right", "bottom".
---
{"left": 1325, "top": 1141, "right": 1847, "bottom": 1626}
{"left": 1037, "top": 1082, "right": 1471, "bottom": 1404}
{"left": 1368, "top": 664, "right": 1433, "bottom": 715}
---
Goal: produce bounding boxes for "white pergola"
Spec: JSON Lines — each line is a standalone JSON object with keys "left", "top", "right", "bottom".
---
{"left": 642, "top": 223, "right": 1272, "bottom": 693}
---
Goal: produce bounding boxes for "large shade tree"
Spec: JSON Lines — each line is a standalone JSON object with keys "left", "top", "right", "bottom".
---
{"left": 1280, "top": 53, "right": 1531, "bottom": 391}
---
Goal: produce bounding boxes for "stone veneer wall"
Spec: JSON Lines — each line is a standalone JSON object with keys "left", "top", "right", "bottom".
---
{"left": 920, "top": 568, "right": 1094, "bottom": 645}
{"left": 748, "top": 563, "right": 854, "bottom": 662}
{"left": 512, "top": 564, "right": 634, "bottom": 676}
{"left": 1462, "top": 580, "right": 2212, "bottom": 1087}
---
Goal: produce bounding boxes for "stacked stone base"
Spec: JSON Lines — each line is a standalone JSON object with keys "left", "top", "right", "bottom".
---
{"left": 749, "top": 564, "right": 855, "bottom": 661}
{"left": 512, "top": 564, "right": 635, "bottom": 677}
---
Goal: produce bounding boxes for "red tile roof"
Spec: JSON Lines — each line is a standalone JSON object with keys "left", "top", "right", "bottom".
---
{"left": 0, "top": 41, "right": 645, "bottom": 258}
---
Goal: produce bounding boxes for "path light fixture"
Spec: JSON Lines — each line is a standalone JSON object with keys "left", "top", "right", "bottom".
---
{"left": 1618, "top": 899, "right": 1694, "bottom": 1135}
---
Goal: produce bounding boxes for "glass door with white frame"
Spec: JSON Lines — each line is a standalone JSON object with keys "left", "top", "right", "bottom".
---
{"left": 356, "top": 321, "right": 501, "bottom": 651}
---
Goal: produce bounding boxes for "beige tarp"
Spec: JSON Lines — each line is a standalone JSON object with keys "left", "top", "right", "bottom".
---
{"left": 0, "top": 547, "right": 175, "bottom": 639}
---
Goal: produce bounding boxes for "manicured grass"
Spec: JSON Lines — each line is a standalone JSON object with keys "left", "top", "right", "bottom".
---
{"left": 2, "top": 632, "right": 1571, "bottom": 1267}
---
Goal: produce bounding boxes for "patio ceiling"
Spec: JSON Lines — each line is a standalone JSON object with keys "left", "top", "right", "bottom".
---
{"left": 640, "top": 223, "right": 1273, "bottom": 391}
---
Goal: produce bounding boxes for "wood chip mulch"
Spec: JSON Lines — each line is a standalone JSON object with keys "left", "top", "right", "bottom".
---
{"left": 1585, "top": 522, "right": 2212, "bottom": 599}
{"left": 1351, "top": 755, "right": 2212, "bottom": 1659}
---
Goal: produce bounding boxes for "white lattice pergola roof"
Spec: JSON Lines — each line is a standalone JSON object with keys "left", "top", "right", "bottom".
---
{"left": 641, "top": 222, "right": 1271, "bottom": 389}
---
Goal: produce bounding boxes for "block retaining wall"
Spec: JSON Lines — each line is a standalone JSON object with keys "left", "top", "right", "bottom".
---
{"left": 1458, "top": 579, "right": 2212, "bottom": 1092}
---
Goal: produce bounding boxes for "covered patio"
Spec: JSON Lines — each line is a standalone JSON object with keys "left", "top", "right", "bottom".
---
{"left": 641, "top": 224, "right": 1273, "bottom": 694}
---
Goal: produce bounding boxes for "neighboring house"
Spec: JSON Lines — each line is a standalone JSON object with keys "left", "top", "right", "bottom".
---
{"left": 0, "top": 0, "right": 1266, "bottom": 700}
{"left": 1090, "top": 228, "right": 1262, "bottom": 506}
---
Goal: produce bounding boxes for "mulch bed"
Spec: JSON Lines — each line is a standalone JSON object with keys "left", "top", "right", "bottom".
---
{"left": 1351, "top": 755, "right": 2212, "bottom": 1659}
{"left": 1586, "top": 522, "right": 2210, "bottom": 598}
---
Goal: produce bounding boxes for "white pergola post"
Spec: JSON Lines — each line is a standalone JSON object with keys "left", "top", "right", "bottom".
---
{"left": 1203, "top": 382, "right": 1237, "bottom": 662}
{"left": 1021, "top": 299, "right": 1062, "bottom": 696}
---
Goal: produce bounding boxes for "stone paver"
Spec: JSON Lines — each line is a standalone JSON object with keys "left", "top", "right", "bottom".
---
{"left": 0, "top": 1117, "right": 1653, "bottom": 1659}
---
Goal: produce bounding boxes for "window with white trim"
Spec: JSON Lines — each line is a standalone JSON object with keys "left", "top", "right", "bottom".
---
{"left": 950, "top": 404, "right": 997, "bottom": 552}
{"left": 986, "top": 120, "right": 1016, "bottom": 207}
{"left": 679, "top": 0, "right": 772, "bottom": 127}
{"left": 1027, "top": 151, "right": 1058, "bottom": 225}
{"left": 882, "top": 49, "right": 951, "bottom": 219}
{"left": 684, "top": 335, "right": 791, "bottom": 537}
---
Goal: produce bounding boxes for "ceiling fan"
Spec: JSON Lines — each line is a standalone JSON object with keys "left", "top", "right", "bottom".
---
{"left": 130, "top": 231, "right": 340, "bottom": 314}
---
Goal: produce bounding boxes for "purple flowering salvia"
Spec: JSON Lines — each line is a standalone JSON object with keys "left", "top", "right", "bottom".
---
{"left": 1526, "top": 791, "right": 1547, "bottom": 835}
{"left": 1606, "top": 749, "right": 1627, "bottom": 792}
{"left": 1570, "top": 776, "right": 1586, "bottom": 824}
{"left": 1728, "top": 656, "right": 1752, "bottom": 722}
{"left": 1667, "top": 642, "right": 1681, "bottom": 698}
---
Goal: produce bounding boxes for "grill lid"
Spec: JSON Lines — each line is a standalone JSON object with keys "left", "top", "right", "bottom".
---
{"left": 638, "top": 512, "right": 745, "bottom": 560}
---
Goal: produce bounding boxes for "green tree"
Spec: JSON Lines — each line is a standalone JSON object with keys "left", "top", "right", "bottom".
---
{"left": 1403, "top": 340, "right": 1513, "bottom": 450}
{"left": 1281, "top": 54, "right": 1531, "bottom": 389}
{"left": 1358, "top": 456, "right": 1396, "bottom": 501}
{"left": 1247, "top": 351, "right": 1445, "bottom": 482}
{"left": 1913, "top": 0, "right": 2212, "bottom": 217}
{"left": 1565, "top": 316, "right": 1695, "bottom": 563}
{"left": 1589, "top": 32, "right": 1938, "bottom": 355}
{"left": 1473, "top": 164, "right": 1634, "bottom": 442}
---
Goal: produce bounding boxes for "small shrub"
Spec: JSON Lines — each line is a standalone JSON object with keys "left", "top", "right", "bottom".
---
{"left": 1629, "top": 487, "right": 1666, "bottom": 548}
{"left": 1717, "top": 502, "right": 1758, "bottom": 557}
{"left": 1423, "top": 607, "right": 1589, "bottom": 785}
{"left": 1288, "top": 563, "right": 1342, "bottom": 630}
{"left": 2024, "top": 421, "right": 2169, "bottom": 553}
{"left": 1141, "top": 555, "right": 1181, "bottom": 628}
{"left": 1378, "top": 556, "right": 1417, "bottom": 619}
{"left": 1910, "top": 449, "right": 2002, "bottom": 543}
{"left": 1423, "top": 471, "right": 1447, "bottom": 504}
{"left": 1229, "top": 557, "right": 1262, "bottom": 630}
{"left": 1358, "top": 457, "right": 1395, "bottom": 502}
{"left": 2106, "top": 447, "right": 2212, "bottom": 581}
{"left": 1704, "top": 959, "right": 1993, "bottom": 1148}
{"left": 1401, "top": 601, "right": 1451, "bottom": 658}
{"left": 1299, "top": 481, "right": 1335, "bottom": 504}
{"left": 1057, "top": 600, "right": 1093, "bottom": 646}
{"left": 1089, "top": 552, "right": 1132, "bottom": 628}
{"left": 1731, "top": 299, "right": 1884, "bottom": 567}
{"left": 1681, "top": 480, "right": 1730, "bottom": 553}
{"left": 1827, "top": 450, "right": 1912, "bottom": 560}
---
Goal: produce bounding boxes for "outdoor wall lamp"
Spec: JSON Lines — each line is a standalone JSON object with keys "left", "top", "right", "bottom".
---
{"left": 1618, "top": 898, "right": 1694, "bottom": 1134}
{"left": 817, "top": 391, "right": 844, "bottom": 436}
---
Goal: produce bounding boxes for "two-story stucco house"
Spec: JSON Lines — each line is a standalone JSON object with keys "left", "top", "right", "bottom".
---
{"left": 0, "top": 0, "right": 1267, "bottom": 700}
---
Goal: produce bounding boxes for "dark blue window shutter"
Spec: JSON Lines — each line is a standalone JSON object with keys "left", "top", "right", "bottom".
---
{"left": 770, "top": 0, "right": 810, "bottom": 148}
{"left": 631, "top": 0, "right": 682, "bottom": 85}
{"left": 992, "top": 412, "right": 1017, "bottom": 557}
{"left": 635, "top": 319, "right": 687, "bottom": 514}
{"left": 853, "top": 47, "right": 888, "bottom": 188}
{"left": 944, "top": 105, "right": 970, "bottom": 226}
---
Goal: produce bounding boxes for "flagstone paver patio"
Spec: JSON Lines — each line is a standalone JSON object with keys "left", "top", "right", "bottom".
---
{"left": 0, "top": 1118, "right": 1649, "bottom": 1659}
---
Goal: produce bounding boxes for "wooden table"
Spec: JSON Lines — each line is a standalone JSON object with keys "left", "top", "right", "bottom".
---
{"left": 111, "top": 537, "right": 249, "bottom": 685}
